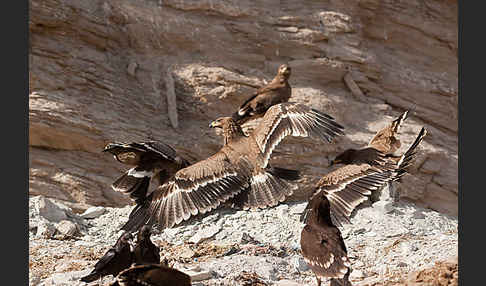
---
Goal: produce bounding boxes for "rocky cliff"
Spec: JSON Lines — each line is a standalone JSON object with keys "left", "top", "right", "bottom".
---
{"left": 29, "top": 0, "right": 458, "bottom": 216}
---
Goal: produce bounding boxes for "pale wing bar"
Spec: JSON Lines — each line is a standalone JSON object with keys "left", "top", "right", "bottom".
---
{"left": 253, "top": 103, "right": 345, "bottom": 167}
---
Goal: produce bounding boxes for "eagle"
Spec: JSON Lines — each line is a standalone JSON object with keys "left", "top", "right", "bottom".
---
{"left": 133, "top": 225, "right": 161, "bottom": 266}
{"left": 300, "top": 194, "right": 352, "bottom": 286}
{"left": 311, "top": 127, "right": 427, "bottom": 226}
{"left": 103, "top": 141, "right": 191, "bottom": 209}
{"left": 330, "top": 110, "right": 410, "bottom": 167}
{"left": 232, "top": 64, "right": 292, "bottom": 124}
{"left": 121, "top": 102, "right": 345, "bottom": 232}
{"left": 109, "top": 264, "right": 191, "bottom": 286}
{"left": 80, "top": 232, "right": 133, "bottom": 283}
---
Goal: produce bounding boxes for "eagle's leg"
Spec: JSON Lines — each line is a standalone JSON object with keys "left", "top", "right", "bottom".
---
{"left": 316, "top": 276, "right": 321, "bottom": 286}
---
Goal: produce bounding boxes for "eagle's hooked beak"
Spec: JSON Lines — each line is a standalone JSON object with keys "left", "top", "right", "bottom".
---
{"left": 209, "top": 120, "right": 221, "bottom": 128}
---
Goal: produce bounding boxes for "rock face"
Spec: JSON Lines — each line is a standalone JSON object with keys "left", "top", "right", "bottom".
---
{"left": 29, "top": 0, "right": 458, "bottom": 216}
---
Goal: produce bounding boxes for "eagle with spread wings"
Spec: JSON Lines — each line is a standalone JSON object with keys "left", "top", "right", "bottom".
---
{"left": 121, "top": 102, "right": 345, "bottom": 232}
{"left": 310, "top": 126, "right": 427, "bottom": 226}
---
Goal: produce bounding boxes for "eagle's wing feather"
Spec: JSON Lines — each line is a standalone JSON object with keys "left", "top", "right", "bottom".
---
{"left": 251, "top": 103, "right": 345, "bottom": 167}
{"left": 315, "top": 163, "right": 395, "bottom": 226}
{"left": 147, "top": 152, "right": 252, "bottom": 228}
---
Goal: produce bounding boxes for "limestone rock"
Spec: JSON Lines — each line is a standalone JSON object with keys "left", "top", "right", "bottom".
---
{"left": 185, "top": 268, "right": 213, "bottom": 282}
{"left": 37, "top": 197, "right": 68, "bottom": 223}
{"left": 80, "top": 206, "right": 106, "bottom": 219}
{"left": 55, "top": 220, "right": 79, "bottom": 239}
{"left": 36, "top": 219, "right": 57, "bottom": 239}
{"left": 189, "top": 224, "right": 222, "bottom": 244}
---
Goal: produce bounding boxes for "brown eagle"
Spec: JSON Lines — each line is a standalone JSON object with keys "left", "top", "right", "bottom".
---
{"left": 103, "top": 141, "right": 191, "bottom": 207}
{"left": 330, "top": 110, "right": 410, "bottom": 167}
{"left": 300, "top": 194, "right": 352, "bottom": 286}
{"left": 80, "top": 232, "right": 133, "bottom": 283}
{"left": 232, "top": 64, "right": 292, "bottom": 124}
{"left": 109, "top": 264, "right": 191, "bottom": 286}
{"left": 312, "top": 127, "right": 427, "bottom": 226}
{"left": 121, "top": 102, "right": 345, "bottom": 232}
{"left": 133, "top": 225, "right": 160, "bottom": 266}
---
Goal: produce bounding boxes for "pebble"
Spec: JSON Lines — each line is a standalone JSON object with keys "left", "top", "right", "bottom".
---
{"left": 350, "top": 269, "right": 365, "bottom": 279}
{"left": 256, "top": 264, "right": 277, "bottom": 280}
{"left": 189, "top": 224, "right": 222, "bottom": 244}
{"left": 373, "top": 201, "right": 395, "bottom": 214}
{"left": 397, "top": 262, "right": 408, "bottom": 267}
{"left": 364, "top": 231, "right": 377, "bottom": 237}
{"left": 180, "top": 247, "right": 196, "bottom": 259}
{"left": 80, "top": 206, "right": 106, "bottom": 219}
{"left": 354, "top": 228, "right": 367, "bottom": 234}
{"left": 412, "top": 210, "right": 426, "bottom": 219}
{"left": 292, "top": 256, "right": 310, "bottom": 272}
{"left": 127, "top": 61, "right": 138, "bottom": 77}
{"left": 185, "top": 268, "right": 213, "bottom": 282}
{"left": 55, "top": 220, "right": 79, "bottom": 239}
{"left": 36, "top": 219, "right": 57, "bottom": 239}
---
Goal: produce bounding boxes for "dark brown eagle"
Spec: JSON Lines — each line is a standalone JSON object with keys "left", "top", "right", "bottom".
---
{"left": 313, "top": 127, "right": 427, "bottom": 226}
{"left": 121, "top": 102, "right": 345, "bottom": 232}
{"left": 232, "top": 64, "right": 292, "bottom": 124}
{"left": 80, "top": 232, "right": 133, "bottom": 283}
{"left": 103, "top": 141, "right": 191, "bottom": 207}
{"left": 133, "top": 225, "right": 161, "bottom": 266}
{"left": 109, "top": 264, "right": 191, "bottom": 286}
{"left": 300, "top": 194, "right": 352, "bottom": 286}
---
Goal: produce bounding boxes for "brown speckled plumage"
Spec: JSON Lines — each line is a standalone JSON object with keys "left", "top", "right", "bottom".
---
{"left": 301, "top": 195, "right": 351, "bottom": 286}
{"left": 319, "top": 127, "right": 427, "bottom": 226}
{"left": 122, "top": 103, "right": 344, "bottom": 232}
{"left": 232, "top": 64, "right": 292, "bottom": 124}
{"left": 110, "top": 264, "right": 191, "bottom": 286}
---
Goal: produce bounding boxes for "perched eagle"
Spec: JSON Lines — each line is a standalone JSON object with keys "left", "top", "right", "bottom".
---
{"left": 330, "top": 110, "right": 410, "bottom": 167}
{"left": 232, "top": 64, "right": 292, "bottom": 124}
{"left": 121, "top": 102, "right": 345, "bottom": 232}
{"left": 109, "top": 264, "right": 191, "bottom": 286}
{"left": 133, "top": 225, "right": 161, "bottom": 266}
{"left": 103, "top": 141, "right": 191, "bottom": 207}
{"left": 80, "top": 232, "right": 133, "bottom": 283}
{"left": 300, "top": 194, "right": 352, "bottom": 286}
{"left": 312, "top": 127, "right": 427, "bottom": 226}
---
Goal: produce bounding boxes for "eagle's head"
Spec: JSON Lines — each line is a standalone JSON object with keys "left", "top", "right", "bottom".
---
{"left": 277, "top": 64, "right": 291, "bottom": 78}
{"left": 209, "top": 117, "right": 234, "bottom": 129}
{"left": 209, "top": 117, "right": 245, "bottom": 144}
